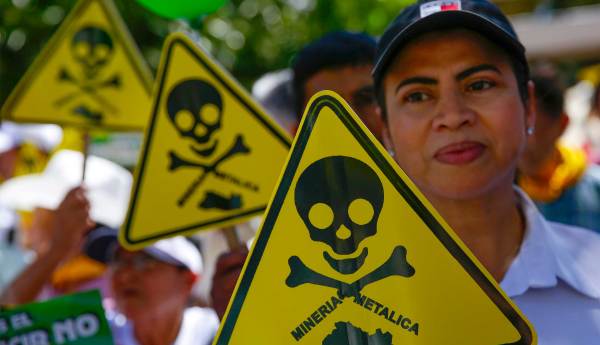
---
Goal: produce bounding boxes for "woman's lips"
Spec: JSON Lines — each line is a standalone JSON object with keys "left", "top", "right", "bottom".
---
{"left": 119, "top": 287, "right": 140, "bottom": 298}
{"left": 434, "top": 141, "right": 486, "bottom": 165}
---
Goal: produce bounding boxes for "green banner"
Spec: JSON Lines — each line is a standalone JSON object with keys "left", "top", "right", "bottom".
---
{"left": 0, "top": 290, "right": 114, "bottom": 345}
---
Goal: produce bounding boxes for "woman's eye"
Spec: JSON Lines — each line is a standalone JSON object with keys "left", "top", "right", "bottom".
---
{"left": 469, "top": 80, "right": 495, "bottom": 91}
{"left": 404, "top": 92, "right": 430, "bottom": 103}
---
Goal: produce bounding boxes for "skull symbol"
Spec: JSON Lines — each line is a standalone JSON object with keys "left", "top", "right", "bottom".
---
{"left": 71, "top": 26, "right": 114, "bottom": 79}
{"left": 167, "top": 79, "right": 223, "bottom": 156}
{"left": 295, "top": 156, "right": 384, "bottom": 256}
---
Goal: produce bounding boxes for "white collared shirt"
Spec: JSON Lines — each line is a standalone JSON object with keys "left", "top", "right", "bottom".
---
{"left": 109, "top": 306, "right": 219, "bottom": 345}
{"left": 501, "top": 189, "right": 600, "bottom": 344}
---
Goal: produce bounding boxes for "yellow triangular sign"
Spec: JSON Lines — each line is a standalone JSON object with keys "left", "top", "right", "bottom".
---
{"left": 1, "top": 0, "right": 153, "bottom": 131}
{"left": 214, "top": 91, "right": 536, "bottom": 344}
{"left": 120, "top": 32, "right": 291, "bottom": 248}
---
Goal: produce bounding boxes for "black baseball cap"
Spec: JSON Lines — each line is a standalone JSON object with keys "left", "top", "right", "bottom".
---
{"left": 372, "top": 0, "right": 528, "bottom": 91}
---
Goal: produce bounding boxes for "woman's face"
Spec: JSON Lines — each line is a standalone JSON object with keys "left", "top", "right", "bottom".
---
{"left": 382, "top": 30, "right": 534, "bottom": 201}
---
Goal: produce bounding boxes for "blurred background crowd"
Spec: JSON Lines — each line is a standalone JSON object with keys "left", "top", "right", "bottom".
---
{"left": 1, "top": 0, "right": 600, "bottom": 344}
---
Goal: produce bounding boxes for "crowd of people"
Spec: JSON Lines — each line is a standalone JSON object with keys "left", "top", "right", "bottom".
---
{"left": 2, "top": 0, "right": 600, "bottom": 344}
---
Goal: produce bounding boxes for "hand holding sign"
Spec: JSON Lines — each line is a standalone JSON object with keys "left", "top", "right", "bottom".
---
{"left": 210, "top": 247, "right": 249, "bottom": 320}
{"left": 49, "top": 187, "right": 95, "bottom": 257}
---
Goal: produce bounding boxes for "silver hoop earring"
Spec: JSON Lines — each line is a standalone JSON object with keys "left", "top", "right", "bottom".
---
{"left": 526, "top": 127, "right": 535, "bottom": 136}
{"left": 387, "top": 149, "right": 396, "bottom": 158}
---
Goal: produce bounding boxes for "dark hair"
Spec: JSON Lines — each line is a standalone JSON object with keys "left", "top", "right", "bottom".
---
{"left": 591, "top": 83, "right": 600, "bottom": 117}
{"left": 292, "top": 31, "right": 376, "bottom": 119}
{"left": 530, "top": 64, "right": 565, "bottom": 120}
{"left": 375, "top": 32, "right": 530, "bottom": 121}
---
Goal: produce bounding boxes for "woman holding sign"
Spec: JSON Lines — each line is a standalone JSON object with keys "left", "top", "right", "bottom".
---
{"left": 372, "top": 0, "right": 600, "bottom": 343}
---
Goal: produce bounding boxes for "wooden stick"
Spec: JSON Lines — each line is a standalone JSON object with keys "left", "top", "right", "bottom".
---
{"left": 222, "top": 226, "right": 242, "bottom": 250}
{"left": 81, "top": 130, "right": 90, "bottom": 182}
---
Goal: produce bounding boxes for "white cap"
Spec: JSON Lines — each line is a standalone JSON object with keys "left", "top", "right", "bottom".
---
{"left": 84, "top": 227, "right": 203, "bottom": 275}
{"left": 0, "top": 122, "right": 63, "bottom": 153}
{"left": 146, "top": 237, "right": 203, "bottom": 275}
{"left": 0, "top": 149, "right": 132, "bottom": 228}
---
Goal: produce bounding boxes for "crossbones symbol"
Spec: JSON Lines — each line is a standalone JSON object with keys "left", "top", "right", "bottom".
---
{"left": 54, "top": 26, "right": 121, "bottom": 117}
{"left": 54, "top": 69, "right": 120, "bottom": 114}
{"left": 286, "top": 245, "right": 415, "bottom": 298}
{"left": 169, "top": 134, "right": 251, "bottom": 207}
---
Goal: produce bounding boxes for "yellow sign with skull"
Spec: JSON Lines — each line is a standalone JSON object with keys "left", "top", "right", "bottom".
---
{"left": 1, "top": 0, "right": 152, "bottom": 130}
{"left": 120, "top": 32, "right": 291, "bottom": 248}
{"left": 214, "top": 91, "right": 536, "bottom": 344}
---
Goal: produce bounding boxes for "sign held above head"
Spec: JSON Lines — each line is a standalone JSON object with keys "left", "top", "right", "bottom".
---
{"left": 120, "top": 32, "right": 291, "bottom": 249}
{"left": 1, "top": 0, "right": 153, "bottom": 131}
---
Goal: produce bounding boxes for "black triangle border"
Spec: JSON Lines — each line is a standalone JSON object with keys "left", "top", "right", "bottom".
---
{"left": 215, "top": 94, "right": 533, "bottom": 344}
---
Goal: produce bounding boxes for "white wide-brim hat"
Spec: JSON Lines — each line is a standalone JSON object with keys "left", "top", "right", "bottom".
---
{"left": 0, "top": 149, "right": 132, "bottom": 228}
{"left": 0, "top": 121, "right": 63, "bottom": 153}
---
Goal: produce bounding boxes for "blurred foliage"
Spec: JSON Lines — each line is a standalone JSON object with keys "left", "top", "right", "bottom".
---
{"left": 2, "top": 0, "right": 600, "bottom": 106}
{"left": 495, "top": 0, "right": 600, "bottom": 14}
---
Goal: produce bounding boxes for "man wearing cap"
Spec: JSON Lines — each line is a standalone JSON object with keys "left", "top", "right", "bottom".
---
{"left": 372, "top": 0, "right": 600, "bottom": 343}
{"left": 85, "top": 230, "right": 219, "bottom": 345}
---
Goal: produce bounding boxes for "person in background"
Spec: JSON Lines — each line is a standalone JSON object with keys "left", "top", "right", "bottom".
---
{"left": 209, "top": 31, "right": 384, "bottom": 319}
{"left": 252, "top": 69, "right": 298, "bottom": 134}
{"left": 0, "top": 149, "right": 131, "bottom": 305}
{"left": 373, "top": 0, "right": 600, "bottom": 342}
{"left": 0, "top": 187, "right": 94, "bottom": 305}
{"left": 0, "top": 122, "right": 63, "bottom": 272}
{"left": 85, "top": 229, "right": 219, "bottom": 345}
{"left": 584, "top": 83, "right": 600, "bottom": 163}
{"left": 203, "top": 69, "right": 298, "bottom": 319}
{"left": 518, "top": 65, "right": 600, "bottom": 233}
{"left": 291, "top": 30, "right": 383, "bottom": 140}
